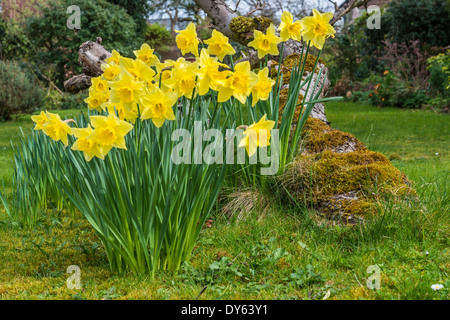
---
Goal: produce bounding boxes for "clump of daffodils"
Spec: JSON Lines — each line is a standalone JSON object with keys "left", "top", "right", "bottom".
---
{"left": 32, "top": 9, "right": 335, "bottom": 161}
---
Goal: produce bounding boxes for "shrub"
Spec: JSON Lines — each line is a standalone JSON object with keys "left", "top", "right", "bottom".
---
{"left": 43, "top": 90, "right": 88, "bottom": 110}
{"left": 427, "top": 51, "right": 450, "bottom": 96}
{"left": 0, "top": 60, "right": 44, "bottom": 121}
{"left": 0, "top": 18, "right": 31, "bottom": 60}
{"left": 383, "top": 0, "right": 450, "bottom": 48}
{"left": 145, "top": 23, "right": 172, "bottom": 48}
{"left": 25, "top": 0, "right": 142, "bottom": 88}
{"left": 348, "top": 72, "right": 430, "bottom": 109}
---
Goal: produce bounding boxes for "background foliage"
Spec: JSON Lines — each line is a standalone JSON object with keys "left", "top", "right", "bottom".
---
{"left": 25, "top": 0, "right": 143, "bottom": 88}
{"left": 0, "top": 60, "right": 44, "bottom": 121}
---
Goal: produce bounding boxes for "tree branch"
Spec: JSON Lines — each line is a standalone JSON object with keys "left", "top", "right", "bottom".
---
{"left": 330, "top": 0, "right": 369, "bottom": 25}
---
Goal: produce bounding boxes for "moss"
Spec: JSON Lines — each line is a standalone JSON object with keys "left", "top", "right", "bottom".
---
{"left": 229, "top": 16, "right": 273, "bottom": 45}
{"left": 271, "top": 53, "right": 325, "bottom": 86}
{"left": 302, "top": 117, "right": 367, "bottom": 154}
{"left": 281, "top": 149, "right": 417, "bottom": 222}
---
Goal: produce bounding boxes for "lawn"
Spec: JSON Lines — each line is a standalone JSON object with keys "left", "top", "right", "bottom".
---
{"left": 0, "top": 103, "right": 448, "bottom": 300}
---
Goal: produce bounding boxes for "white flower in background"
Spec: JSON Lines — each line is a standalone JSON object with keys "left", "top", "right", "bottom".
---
{"left": 431, "top": 284, "right": 444, "bottom": 291}
{"left": 425, "top": 251, "right": 429, "bottom": 255}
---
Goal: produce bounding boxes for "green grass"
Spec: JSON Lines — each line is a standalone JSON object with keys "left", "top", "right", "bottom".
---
{"left": 0, "top": 103, "right": 448, "bottom": 300}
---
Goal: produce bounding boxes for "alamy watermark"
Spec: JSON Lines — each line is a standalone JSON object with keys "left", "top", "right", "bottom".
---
{"left": 366, "top": 264, "right": 381, "bottom": 290}
{"left": 171, "top": 122, "right": 280, "bottom": 175}
{"left": 66, "top": 265, "right": 81, "bottom": 289}
{"left": 67, "top": 5, "right": 81, "bottom": 30}
{"left": 367, "top": 6, "right": 381, "bottom": 30}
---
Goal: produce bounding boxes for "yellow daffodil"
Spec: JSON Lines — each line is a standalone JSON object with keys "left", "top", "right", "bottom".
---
{"left": 108, "top": 70, "right": 145, "bottom": 108}
{"left": 247, "top": 24, "right": 282, "bottom": 59}
{"left": 139, "top": 88, "right": 178, "bottom": 128}
{"left": 155, "top": 57, "right": 189, "bottom": 73}
{"left": 42, "top": 112, "right": 73, "bottom": 146}
{"left": 105, "top": 49, "right": 121, "bottom": 65}
{"left": 102, "top": 101, "right": 139, "bottom": 124}
{"left": 217, "top": 61, "right": 258, "bottom": 104}
{"left": 155, "top": 58, "right": 191, "bottom": 92}
{"left": 84, "top": 90, "right": 109, "bottom": 112}
{"left": 195, "top": 48, "right": 229, "bottom": 95}
{"left": 251, "top": 67, "right": 275, "bottom": 107}
{"left": 163, "top": 62, "right": 199, "bottom": 98}
{"left": 90, "top": 76, "right": 109, "bottom": 92}
{"left": 71, "top": 125, "right": 105, "bottom": 161}
{"left": 278, "top": 11, "right": 303, "bottom": 42}
{"left": 300, "top": 9, "right": 336, "bottom": 50}
{"left": 238, "top": 114, "right": 275, "bottom": 157}
{"left": 175, "top": 22, "right": 199, "bottom": 57}
{"left": 101, "top": 61, "right": 122, "bottom": 81}
{"left": 204, "top": 30, "right": 236, "bottom": 61}
{"left": 133, "top": 43, "right": 160, "bottom": 66}
{"left": 89, "top": 113, "right": 134, "bottom": 151}
{"left": 118, "top": 56, "right": 156, "bottom": 90}
{"left": 31, "top": 111, "right": 49, "bottom": 130}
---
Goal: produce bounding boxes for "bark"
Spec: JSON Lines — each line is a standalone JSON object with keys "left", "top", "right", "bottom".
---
{"left": 329, "top": 0, "right": 370, "bottom": 25}
{"left": 193, "top": 0, "right": 238, "bottom": 39}
{"left": 63, "top": 37, "right": 111, "bottom": 93}
{"left": 63, "top": 74, "right": 92, "bottom": 94}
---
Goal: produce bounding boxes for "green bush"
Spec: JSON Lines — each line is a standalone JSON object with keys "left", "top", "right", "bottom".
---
{"left": 383, "top": 0, "right": 450, "bottom": 48}
{"left": 25, "top": 0, "right": 143, "bottom": 88}
{"left": 347, "top": 72, "right": 430, "bottom": 109}
{"left": 0, "top": 60, "right": 44, "bottom": 121}
{"left": 145, "top": 23, "right": 172, "bottom": 49}
{"left": 0, "top": 18, "right": 31, "bottom": 60}
{"left": 427, "top": 52, "right": 450, "bottom": 96}
{"left": 43, "top": 90, "right": 88, "bottom": 110}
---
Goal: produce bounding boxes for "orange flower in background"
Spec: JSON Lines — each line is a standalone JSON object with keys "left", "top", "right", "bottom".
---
{"left": 383, "top": 70, "right": 389, "bottom": 76}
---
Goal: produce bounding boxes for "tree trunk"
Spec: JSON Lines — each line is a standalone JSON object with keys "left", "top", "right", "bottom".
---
{"left": 63, "top": 37, "right": 110, "bottom": 93}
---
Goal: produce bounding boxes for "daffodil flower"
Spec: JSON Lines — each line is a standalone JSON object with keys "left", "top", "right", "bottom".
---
{"left": 217, "top": 61, "right": 258, "bottom": 104}
{"left": 278, "top": 11, "right": 303, "bottom": 42}
{"left": 102, "top": 101, "right": 139, "bottom": 124}
{"left": 31, "top": 111, "right": 49, "bottom": 130}
{"left": 90, "top": 77, "right": 109, "bottom": 92}
{"left": 133, "top": 43, "right": 160, "bottom": 66}
{"left": 89, "top": 113, "right": 134, "bottom": 152}
{"left": 119, "top": 57, "right": 156, "bottom": 82}
{"left": 41, "top": 111, "right": 73, "bottom": 146}
{"left": 108, "top": 70, "right": 145, "bottom": 108}
{"left": 204, "top": 30, "right": 236, "bottom": 61}
{"left": 238, "top": 114, "right": 275, "bottom": 157}
{"left": 139, "top": 88, "right": 178, "bottom": 128}
{"left": 71, "top": 125, "right": 105, "bottom": 161}
{"left": 251, "top": 67, "right": 275, "bottom": 107}
{"left": 195, "top": 48, "right": 229, "bottom": 95}
{"left": 247, "top": 24, "right": 282, "bottom": 59}
{"left": 105, "top": 49, "right": 122, "bottom": 65}
{"left": 163, "top": 62, "right": 199, "bottom": 98}
{"left": 300, "top": 9, "right": 336, "bottom": 50}
{"left": 100, "top": 61, "right": 122, "bottom": 81}
{"left": 175, "top": 22, "right": 199, "bottom": 57}
{"left": 84, "top": 90, "right": 109, "bottom": 112}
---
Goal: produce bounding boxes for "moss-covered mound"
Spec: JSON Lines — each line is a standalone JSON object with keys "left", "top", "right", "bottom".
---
{"left": 302, "top": 118, "right": 367, "bottom": 154}
{"left": 229, "top": 16, "right": 273, "bottom": 45}
{"left": 280, "top": 127, "right": 417, "bottom": 225}
{"left": 269, "top": 45, "right": 416, "bottom": 225}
